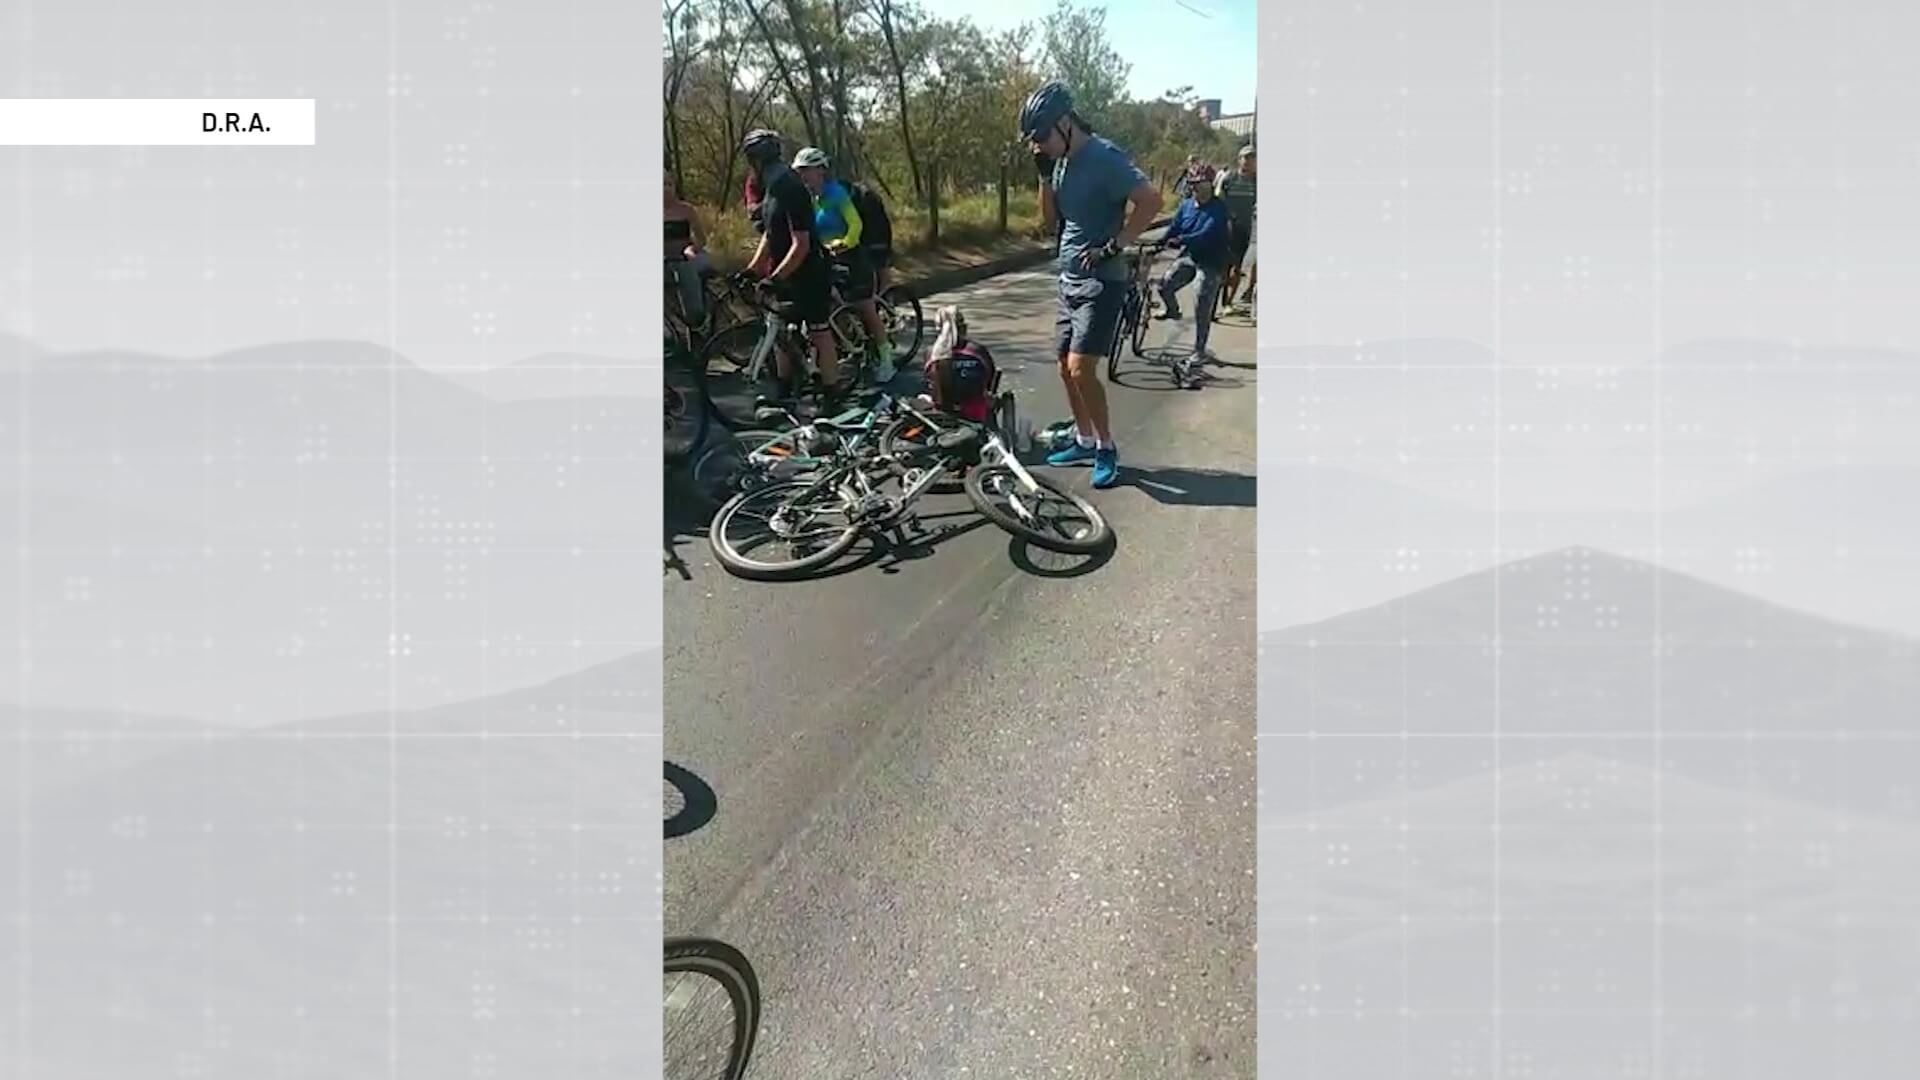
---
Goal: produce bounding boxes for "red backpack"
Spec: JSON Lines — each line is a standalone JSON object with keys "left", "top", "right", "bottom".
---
{"left": 923, "top": 339, "right": 997, "bottom": 422}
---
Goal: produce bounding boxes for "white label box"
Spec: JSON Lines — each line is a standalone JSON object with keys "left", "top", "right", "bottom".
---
{"left": 0, "top": 99, "right": 316, "bottom": 146}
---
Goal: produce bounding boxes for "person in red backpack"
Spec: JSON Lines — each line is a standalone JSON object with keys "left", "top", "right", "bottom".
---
{"left": 920, "top": 305, "right": 996, "bottom": 423}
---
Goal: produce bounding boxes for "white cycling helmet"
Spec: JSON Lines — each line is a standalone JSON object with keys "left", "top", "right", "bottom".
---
{"left": 792, "top": 146, "right": 830, "bottom": 169}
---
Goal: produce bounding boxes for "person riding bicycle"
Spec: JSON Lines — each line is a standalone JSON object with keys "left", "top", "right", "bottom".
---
{"left": 664, "top": 168, "right": 711, "bottom": 328}
{"left": 739, "top": 128, "right": 844, "bottom": 416}
{"left": 792, "top": 146, "right": 895, "bottom": 385}
{"left": 1023, "top": 79, "right": 1163, "bottom": 489}
{"left": 1218, "top": 144, "right": 1257, "bottom": 309}
{"left": 1157, "top": 163, "right": 1232, "bottom": 370}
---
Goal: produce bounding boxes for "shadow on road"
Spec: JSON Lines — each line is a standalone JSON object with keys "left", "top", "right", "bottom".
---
{"left": 1008, "top": 535, "right": 1117, "bottom": 579}
{"left": 1124, "top": 466, "right": 1257, "bottom": 508}
{"left": 873, "top": 512, "right": 995, "bottom": 575}
{"left": 665, "top": 469, "right": 717, "bottom": 580}
{"left": 665, "top": 761, "right": 720, "bottom": 839}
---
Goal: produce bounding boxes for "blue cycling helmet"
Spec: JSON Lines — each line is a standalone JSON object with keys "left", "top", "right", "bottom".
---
{"left": 1019, "top": 81, "right": 1075, "bottom": 141}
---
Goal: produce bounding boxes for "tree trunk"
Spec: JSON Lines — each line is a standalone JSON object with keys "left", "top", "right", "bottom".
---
{"left": 874, "top": 0, "right": 923, "bottom": 200}
{"left": 778, "top": 0, "right": 834, "bottom": 151}
{"left": 926, "top": 158, "right": 940, "bottom": 245}
{"left": 997, "top": 151, "right": 1009, "bottom": 233}
{"left": 745, "top": 0, "right": 819, "bottom": 146}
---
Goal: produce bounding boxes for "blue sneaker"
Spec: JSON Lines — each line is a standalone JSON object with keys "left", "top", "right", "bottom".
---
{"left": 1092, "top": 446, "right": 1121, "bottom": 488}
{"left": 1047, "top": 441, "right": 1096, "bottom": 467}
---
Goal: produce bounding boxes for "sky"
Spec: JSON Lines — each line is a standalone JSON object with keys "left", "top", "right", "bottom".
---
{"left": 915, "top": 0, "right": 1259, "bottom": 116}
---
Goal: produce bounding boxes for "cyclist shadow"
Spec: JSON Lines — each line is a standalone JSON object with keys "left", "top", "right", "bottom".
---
{"left": 1110, "top": 344, "right": 1248, "bottom": 392}
{"left": 663, "top": 469, "right": 715, "bottom": 580}
{"left": 1123, "top": 466, "right": 1257, "bottom": 508}
{"left": 665, "top": 761, "right": 719, "bottom": 840}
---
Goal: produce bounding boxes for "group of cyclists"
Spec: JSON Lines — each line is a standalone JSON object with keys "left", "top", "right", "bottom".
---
{"left": 666, "top": 75, "right": 1254, "bottom": 493}
{"left": 665, "top": 133, "right": 901, "bottom": 424}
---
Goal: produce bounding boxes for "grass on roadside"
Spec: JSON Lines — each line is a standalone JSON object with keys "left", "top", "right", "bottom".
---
{"left": 692, "top": 183, "right": 1173, "bottom": 281}
{"left": 696, "top": 188, "right": 1047, "bottom": 271}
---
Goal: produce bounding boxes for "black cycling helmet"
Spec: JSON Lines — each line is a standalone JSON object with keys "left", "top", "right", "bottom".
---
{"left": 1019, "top": 81, "right": 1075, "bottom": 141}
{"left": 740, "top": 128, "right": 783, "bottom": 165}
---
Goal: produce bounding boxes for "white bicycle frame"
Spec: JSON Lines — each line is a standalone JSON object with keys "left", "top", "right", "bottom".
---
{"left": 740, "top": 300, "right": 874, "bottom": 386}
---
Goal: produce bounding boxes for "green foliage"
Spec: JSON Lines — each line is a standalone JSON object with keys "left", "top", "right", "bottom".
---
{"left": 665, "top": 0, "right": 1235, "bottom": 242}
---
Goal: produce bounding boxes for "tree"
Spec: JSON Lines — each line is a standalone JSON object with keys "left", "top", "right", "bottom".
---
{"left": 1039, "top": 0, "right": 1129, "bottom": 132}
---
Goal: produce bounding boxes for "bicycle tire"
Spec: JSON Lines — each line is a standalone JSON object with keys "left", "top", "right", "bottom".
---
{"left": 688, "top": 427, "right": 794, "bottom": 504}
{"left": 827, "top": 304, "right": 873, "bottom": 385}
{"left": 709, "top": 478, "right": 861, "bottom": 580}
{"left": 1108, "top": 296, "right": 1132, "bottom": 381}
{"left": 664, "top": 342, "right": 712, "bottom": 465}
{"left": 875, "top": 411, "right": 950, "bottom": 458}
{"left": 876, "top": 412, "right": 963, "bottom": 493}
{"left": 1129, "top": 287, "right": 1152, "bottom": 358}
{"left": 700, "top": 320, "right": 773, "bottom": 431}
{"left": 664, "top": 936, "right": 760, "bottom": 1080}
{"left": 879, "top": 284, "right": 924, "bottom": 364}
{"left": 963, "top": 465, "right": 1113, "bottom": 555}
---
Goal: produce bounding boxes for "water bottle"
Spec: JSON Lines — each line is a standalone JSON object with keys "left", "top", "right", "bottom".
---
{"left": 1013, "top": 416, "right": 1036, "bottom": 453}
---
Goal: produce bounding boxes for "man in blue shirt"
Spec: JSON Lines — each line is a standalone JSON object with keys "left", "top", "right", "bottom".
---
{"left": 1022, "top": 80, "right": 1164, "bottom": 489}
{"left": 1158, "top": 163, "right": 1232, "bottom": 374}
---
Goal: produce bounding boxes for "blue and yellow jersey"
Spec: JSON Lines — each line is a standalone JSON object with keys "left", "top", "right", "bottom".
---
{"left": 813, "top": 179, "right": 864, "bottom": 249}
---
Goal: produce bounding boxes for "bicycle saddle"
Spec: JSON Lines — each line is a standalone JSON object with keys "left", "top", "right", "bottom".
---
{"left": 933, "top": 427, "right": 982, "bottom": 454}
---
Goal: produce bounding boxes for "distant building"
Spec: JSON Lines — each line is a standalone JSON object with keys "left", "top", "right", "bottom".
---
{"left": 1210, "top": 110, "right": 1255, "bottom": 142}
{"left": 1194, "top": 98, "right": 1223, "bottom": 123}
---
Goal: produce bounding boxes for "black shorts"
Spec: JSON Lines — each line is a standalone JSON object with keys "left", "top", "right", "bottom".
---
{"left": 834, "top": 247, "right": 878, "bottom": 303}
{"left": 774, "top": 264, "right": 832, "bottom": 330}
{"left": 1227, "top": 219, "right": 1252, "bottom": 268}
{"left": 863, "top": 244, "right": 891, "bottom": 273}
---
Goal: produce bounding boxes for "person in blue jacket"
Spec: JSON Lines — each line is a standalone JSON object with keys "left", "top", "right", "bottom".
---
{"left": 1157, "top": 163, "right": 1232, "bottom": 363}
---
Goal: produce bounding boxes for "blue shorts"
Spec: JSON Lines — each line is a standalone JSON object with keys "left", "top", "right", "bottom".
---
{"left": 1054, "top": 275, "right": 1126, "bottom": 360}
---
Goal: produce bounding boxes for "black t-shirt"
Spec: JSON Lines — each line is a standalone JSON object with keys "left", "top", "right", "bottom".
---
{"left": 759, "top": 164, "right": 823, "bottom": 273}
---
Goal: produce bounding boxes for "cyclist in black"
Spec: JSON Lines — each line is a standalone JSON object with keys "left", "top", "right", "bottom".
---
{"left": 739, "top": 128, "right": 842, "bottom": 413}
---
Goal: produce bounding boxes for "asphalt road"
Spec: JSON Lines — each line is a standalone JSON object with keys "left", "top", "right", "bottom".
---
{"left": 664, "top": 246, "right": 1258, "bottom": 1078}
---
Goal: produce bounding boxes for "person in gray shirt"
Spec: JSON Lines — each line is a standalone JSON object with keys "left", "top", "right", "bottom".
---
{"left": 1218, "top": 144, "right": 1257, "bottom": 309}
{"left": 1020, "top": 80, "right": 1163, "bottom": 490}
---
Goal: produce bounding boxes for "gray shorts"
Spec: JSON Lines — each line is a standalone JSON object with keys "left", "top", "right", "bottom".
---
{"left": 1054, "top": 276, "right": 1126, "bottom": 360}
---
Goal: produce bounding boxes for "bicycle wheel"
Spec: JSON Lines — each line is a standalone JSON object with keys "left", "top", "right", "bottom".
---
{"left": 688, "top": 427, "right": 794, "bottom": 504}
{"left": 665, "top": 345, "right": 711, "bottom": 465}
{"left": 1129, "top": 287, "right": 1152, "bottom": 358}
{"left": 828, "top": 305, "right": 873, "bottom": 385}
{"left": 709, "top": 477, "right": 861, "bottom": 580}
{"left": 876, "top": 411, "right": 950, "bottom": 458}
{"left": 701, "top": 320, "right": 770, "bottom": 430}
{"left": 664, "top": 937, "right": 760, "bottom": 1080}
{"left": 877, "top": 412, "right": 962, "bottom": 492}
{"left": 964, "top": 464, "right": 1113, "bottom": 555}
{"left": 1108, "top": 296, "right": 1133, "bottom": 381}
{"left": 879, "top": 284, "right": 924, "bottom": 364}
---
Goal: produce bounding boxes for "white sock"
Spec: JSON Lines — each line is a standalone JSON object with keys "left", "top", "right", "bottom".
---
{"left": 1076, "top": 431, "right": 1096, "bottom": 449}
{"left": 1097, "top": 438, "right": 1116, "bottom": 451}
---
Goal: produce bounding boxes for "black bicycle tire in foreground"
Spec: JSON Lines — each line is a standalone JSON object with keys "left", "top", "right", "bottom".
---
{"left": 663, "top": 936, "right": 761, "bottom": 1080}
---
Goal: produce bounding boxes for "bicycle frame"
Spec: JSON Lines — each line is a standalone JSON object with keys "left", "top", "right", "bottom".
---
{"left": 737, "top": 295, "right": 870, "bottom": 387}
{"left": 737, "top": 392, "right": 945, "bottom": 478}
